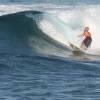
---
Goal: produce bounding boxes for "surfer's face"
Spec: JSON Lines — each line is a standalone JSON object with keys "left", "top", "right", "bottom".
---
{"left": 84, "top": 27, "right": 89, "bottom": 31}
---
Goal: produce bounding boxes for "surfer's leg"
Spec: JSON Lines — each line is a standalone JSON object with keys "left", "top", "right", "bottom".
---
{"left": 81, "top": 38, "right": 88, "bottom": 50}
{"left": 81, "top": 37, "right": 90, "bottom": 50}
{"left": 85, "top": 37, "right": 92, "bottom": 47}
{"left": 81, "top": 43, "right": 87, "bottom": 50}
{"left": 69, "top": 43, "right": 74, "bottom": 48}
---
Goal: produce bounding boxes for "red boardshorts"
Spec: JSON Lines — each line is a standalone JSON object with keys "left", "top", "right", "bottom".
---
{"left": 83, "top": 37, "right": 92, "bottom": 48}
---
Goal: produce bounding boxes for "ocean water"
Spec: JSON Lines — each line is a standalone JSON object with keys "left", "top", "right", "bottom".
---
{"left": 0, "top": 0, "right": 100, "bottom": 100}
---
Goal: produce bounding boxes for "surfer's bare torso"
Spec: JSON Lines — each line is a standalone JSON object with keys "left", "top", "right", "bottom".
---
{"left": 81, "top": 27, "right": 92, "bottom": 50}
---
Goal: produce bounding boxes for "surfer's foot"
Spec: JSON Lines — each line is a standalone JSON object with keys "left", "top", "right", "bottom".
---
{"left": 83, "top": 47, "right": 87, "bottom": 50}
{"left": 69, "top": 43, "right": 74, "bottom": 48}
{"left": 81, "top": 44, "right": 87, "bottom": 50}
{"left": 70, "top": 44, "right": 73, "bottom": 48}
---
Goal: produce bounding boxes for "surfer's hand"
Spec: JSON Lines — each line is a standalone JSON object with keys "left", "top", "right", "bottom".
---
{"left": 78, "top": 34, "right": 83, "bottom": 37}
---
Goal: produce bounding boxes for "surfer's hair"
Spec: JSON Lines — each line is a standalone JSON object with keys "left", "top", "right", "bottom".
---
{"left": 84, "top": 27, "right": 89, "bottom": 31}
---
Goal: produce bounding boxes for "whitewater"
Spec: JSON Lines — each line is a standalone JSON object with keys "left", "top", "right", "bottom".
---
{"left": 1, "top": 3, "right": 100, "bottom": 55}
{"left": 0, "top": 1, "right": 100, "bottom": 100}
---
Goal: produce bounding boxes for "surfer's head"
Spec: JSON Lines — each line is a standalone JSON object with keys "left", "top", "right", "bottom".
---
{"left": 84, "top": 27, "right": 89, "bottom": 31}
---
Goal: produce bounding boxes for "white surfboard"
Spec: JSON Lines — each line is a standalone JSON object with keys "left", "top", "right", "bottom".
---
{"left": 69, "top": 43, "right": 85, "bottom": 54}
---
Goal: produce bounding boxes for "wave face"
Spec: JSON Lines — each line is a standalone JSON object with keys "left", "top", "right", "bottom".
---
{"left": 0, "top": 7, "right": 100, "bottom": 58}
{"left": 0, "top": 11, "right": 72, "bottom": 57}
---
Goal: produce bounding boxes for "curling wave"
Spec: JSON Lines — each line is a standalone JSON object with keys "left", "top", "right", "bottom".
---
{"left": 0, "top": 10, "right": 72, "bottom": 57}
{"left": 0, "top": 9, "right": 100, "bottom": 58}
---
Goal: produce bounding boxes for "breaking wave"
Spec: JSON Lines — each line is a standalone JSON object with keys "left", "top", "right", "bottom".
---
{"left": 0, "top": 8, "right": 100, "bottom": 58}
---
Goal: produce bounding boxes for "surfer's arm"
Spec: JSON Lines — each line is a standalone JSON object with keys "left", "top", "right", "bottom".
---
{"left": 78, "top": 33, "right": 84, "bottom": 37}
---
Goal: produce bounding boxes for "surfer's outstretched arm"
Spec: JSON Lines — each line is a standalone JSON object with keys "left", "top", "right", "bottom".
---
{"left": 78, "top": 33, "right": 84, "bottom": 37}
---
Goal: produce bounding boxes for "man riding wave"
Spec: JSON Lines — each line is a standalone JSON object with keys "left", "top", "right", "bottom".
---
{"left": 79, "top": 27, "right": 92, "bottom": 50}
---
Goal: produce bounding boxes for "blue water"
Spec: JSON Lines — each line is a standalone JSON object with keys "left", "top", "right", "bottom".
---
{"left": 0, "top": 1, "right": 100, "bottom": 100}
{"left": 0, "top": 0, "right": 100, "bottom": 5}
{"left": 0, "top": 54, "right": 100, "bottom": 100}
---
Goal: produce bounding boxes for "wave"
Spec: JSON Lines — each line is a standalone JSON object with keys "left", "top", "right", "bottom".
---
{"left": 0, "top": 8, "right": 100, "bottom": 58}
{"left": 0, "top": 10, "right": 72, "bottom": 58}
{"left": 51, "top": 5, "right": 100, "bottom": 55}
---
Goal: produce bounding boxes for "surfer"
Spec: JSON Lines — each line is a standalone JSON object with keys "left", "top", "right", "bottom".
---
{"left": 79, "top": 27, "right": 92, "bottom": 50}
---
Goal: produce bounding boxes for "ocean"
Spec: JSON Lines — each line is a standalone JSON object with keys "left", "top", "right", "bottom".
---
{"left": 0, "top": 0, "right": 100, "bottom": 100}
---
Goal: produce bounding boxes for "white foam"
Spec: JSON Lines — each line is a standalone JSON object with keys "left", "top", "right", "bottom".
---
{"left": 37, "top": 4, "right": 100, "bottom": 55}
{"left": 39, "top": 19, "right": 68, "bottom": 45}
{"left": 0, "top": 3, "right": 73, "bottom": 16}
{"left": 1, "top": 3, "right": 100, "bottom": 55}
{"left": 52, "top": 5, "right": 100, "bottom": 51}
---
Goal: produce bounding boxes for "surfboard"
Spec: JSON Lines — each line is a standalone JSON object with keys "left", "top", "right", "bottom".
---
{"left": 69, "top": 43, "right": 84, "bottom": 54}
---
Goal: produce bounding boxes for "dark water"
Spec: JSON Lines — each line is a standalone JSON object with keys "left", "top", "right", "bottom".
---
{"left": 0, "top": 54, "right": 100, "bottom": 100}
{"left": 0, "top": 11, "right": 100, "bottom": 100}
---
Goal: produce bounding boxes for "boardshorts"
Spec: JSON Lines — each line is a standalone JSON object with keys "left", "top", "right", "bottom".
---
{"left": 83, "top": 37, "right": 92, "bottom": 48}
